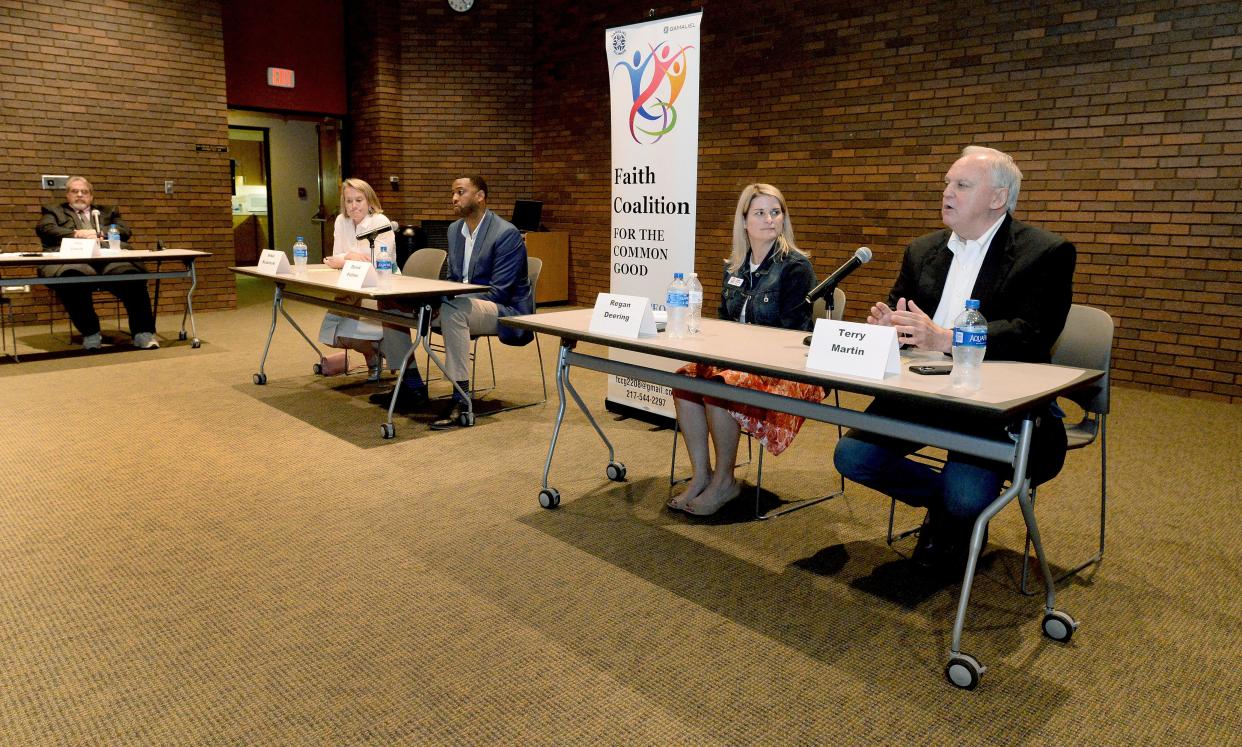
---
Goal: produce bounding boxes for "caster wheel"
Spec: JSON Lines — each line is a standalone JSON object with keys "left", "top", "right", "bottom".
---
{"left": 191, "top": 339, "right": 201, "bottom": 349}
{"left": 178, "top": 330, "right": 187, "bottom": 341}
{"left": 458, "top": 411, "right": 475, "bottom": 427}
{"left": 538, "top": 488, "right": 561, "bottom": 509}
{"left": 253, "top": 373, "right": 267, "bottom": 385}
{"left": 380, "top": 422, "right": 396, "bottom": 439}
{"left": 945, "top": 653, "right": 986, "bottom": 690}
{"left": 1042, "top": 610, "right": 1078, "bottom": 642}
{"left": 606, "top": 461, "right": 627, "bottom": 481}
{"left": 313, "top": 363, "right": 323, "bottom": 375}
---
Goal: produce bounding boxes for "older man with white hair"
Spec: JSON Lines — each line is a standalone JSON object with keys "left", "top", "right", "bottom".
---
{"left": 833, "top": 146, "right": 1077, "bottom": 575}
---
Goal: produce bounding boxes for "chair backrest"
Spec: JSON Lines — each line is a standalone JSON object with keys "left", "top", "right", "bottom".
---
{"left": 1050, "top": 304, "right": 1113, "bottom": 415}
{"left": 811, "top": 287, "right": 847, "bottom": 322}
{"left": 526, "top": 256, "right": 543, "bottom": 309}
{"left": 403, "top": 248, "right": 447, "bottom": 279}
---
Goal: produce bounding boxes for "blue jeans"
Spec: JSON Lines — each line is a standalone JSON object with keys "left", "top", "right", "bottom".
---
{"left": 833, "top": 430, "right": 1006, "bottom": 523}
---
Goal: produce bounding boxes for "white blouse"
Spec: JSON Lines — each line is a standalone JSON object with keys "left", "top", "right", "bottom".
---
{"left": 331, "top": 212, "right": 394, "bottom": 261}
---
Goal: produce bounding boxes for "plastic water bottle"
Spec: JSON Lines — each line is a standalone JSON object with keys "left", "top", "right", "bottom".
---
{"left": 687, "top": 272, "right": 703, "bottom": 334}
{"left": 293, "top": 236, "right": 308, "bottom": 275}
{"left": 107, "top": 224, "right": 121, "bottom": 252}
{"left": 375, "top": 242, "right": 394, "bottom": 289}
{"left": 666, "top": 272, "right": 689, "bottom": 339}
{"left": 952, "top": 299, "right": 987, "bottom": 391}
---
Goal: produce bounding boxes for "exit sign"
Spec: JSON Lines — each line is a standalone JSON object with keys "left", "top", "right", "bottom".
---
{"left": 266, "top": 67, "right": 295, "bottom": 88}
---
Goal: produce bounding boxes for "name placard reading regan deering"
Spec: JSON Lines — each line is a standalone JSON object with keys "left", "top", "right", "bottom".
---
{"left": 336, "top": 260, "right": 378, "bottom": 290}
{"left": 255, "top": 249, "right": 290, "bottom": 276}
{"left": 589, "top": 293, "right": 657, "bottom": 338}
{"left": 805, "top": 318, "right": 901, "bottom": 379}
{"left": 58, "top": 237, "right": 99, "bottom": 258}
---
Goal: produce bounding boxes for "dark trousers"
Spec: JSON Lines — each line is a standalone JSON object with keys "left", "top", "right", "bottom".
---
{"left": 53, "top": 270, "right": 155, "bottom": 337}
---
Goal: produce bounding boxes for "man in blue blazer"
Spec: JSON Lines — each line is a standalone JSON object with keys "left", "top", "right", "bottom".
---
{"left": 376, "top": 175, "right": 534, "bottom": 427}
{"left": 834, "top": 146, "right": 1076, "bottom": 575}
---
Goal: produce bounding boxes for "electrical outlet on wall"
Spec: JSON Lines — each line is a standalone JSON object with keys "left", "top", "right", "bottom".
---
{"left": 41, "top": 175, "right": 69, "bottom": 190}
{"left": 165, "top": 180, "right": 174, "bottom": 194}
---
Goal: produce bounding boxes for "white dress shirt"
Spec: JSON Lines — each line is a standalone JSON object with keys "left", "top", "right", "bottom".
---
{"left": 460, "top": 218, "right": 481, "bottom": 283}
{"left": 932, "top": 213, "right": 1007, "bottom": 328}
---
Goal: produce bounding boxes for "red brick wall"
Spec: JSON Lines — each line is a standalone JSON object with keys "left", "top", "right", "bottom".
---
{"left": 529, "top": 1, "right": 1242, "bottom": 402}
{"left": 346, "top": 0, "right": 534, "bottom": 229}
{"left": 0, "top": 0, "right": 236, "bottom": 323}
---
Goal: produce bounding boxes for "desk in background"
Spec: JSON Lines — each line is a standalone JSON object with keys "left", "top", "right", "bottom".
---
{"left": 502, "top": 308, "right": 1103, "bottom": 690}
{"left": 523, "top": 231, "right": 568, "bottom": 304}
{"left": 231, "top": 264, "right": 487, "bottom": 439}
{"left": 0, "top": 249, "right": 208, "bottom": 359}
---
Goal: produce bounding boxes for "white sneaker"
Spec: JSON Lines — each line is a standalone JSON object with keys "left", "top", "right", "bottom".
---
{"left": 83, "top": 333, "right": 103, "bottom": 350}
{"left": 133, "top": 332, "right": 160, "bottom": 350}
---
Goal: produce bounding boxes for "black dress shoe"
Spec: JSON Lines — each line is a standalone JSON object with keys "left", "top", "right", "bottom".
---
{"left": 912, "top": 519, "right": 947, "bottom": 569}
{"left": 430, "top": 399, "right": 471, "bottom": 430}
{"left": 917, "top": 521, "right": 988, "bottom": 578}
{"left": 370, "top": 385, "right": 430, "bottom": 412}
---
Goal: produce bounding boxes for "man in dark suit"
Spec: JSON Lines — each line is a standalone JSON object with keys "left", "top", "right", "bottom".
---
{"left": 34, "top": 176, "right": 158, "bottom": 350}
{"left": 374, "top": 175, "right": 534, "bottom": 427}
{"left": 834, "top": 146, "right": 1076, "bottom": 573}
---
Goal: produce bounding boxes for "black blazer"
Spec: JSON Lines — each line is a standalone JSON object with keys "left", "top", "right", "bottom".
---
{"left": 888, "top": 215, "right": 1076, "bottom": 363}
{"left": 36, "top": 202, "right": 132, "bottom": 249}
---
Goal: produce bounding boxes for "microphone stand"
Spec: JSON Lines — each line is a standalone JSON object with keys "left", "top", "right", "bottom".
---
{"left": 803, "top": 281, "right": 839, "bottom": 346}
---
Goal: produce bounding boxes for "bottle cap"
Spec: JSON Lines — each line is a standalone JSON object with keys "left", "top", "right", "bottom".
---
{"left": 965, "top": 299, "right": 980, "bottom": 309}
{"left": 296, "top": 236, "right": 304, "bottom": 242}
{"left": 674, "top": 272, "right": 684, "bottom": 279}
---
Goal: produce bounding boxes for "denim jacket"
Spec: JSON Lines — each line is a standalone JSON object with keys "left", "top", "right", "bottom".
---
{"left": 718, "top": 246, "right": 817, "bottom": 331}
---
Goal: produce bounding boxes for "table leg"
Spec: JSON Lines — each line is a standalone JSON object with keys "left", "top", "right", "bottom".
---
{"left": 379, "top": 306, "right": 428, "bottom": 439}
{"left": 180, "top": 261, "right": 200, "bottom": 347}
{"left": 538, "top": 342, "right": 626, "bottom": 508}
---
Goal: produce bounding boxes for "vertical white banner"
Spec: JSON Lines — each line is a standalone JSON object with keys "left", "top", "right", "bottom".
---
{"left": 605, "top": 11, "right": 702, "bottom": 417}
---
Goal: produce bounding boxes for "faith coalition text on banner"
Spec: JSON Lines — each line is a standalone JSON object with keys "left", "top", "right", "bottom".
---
{"left": 604, "top": 11, "right": 702, "bottom": 417}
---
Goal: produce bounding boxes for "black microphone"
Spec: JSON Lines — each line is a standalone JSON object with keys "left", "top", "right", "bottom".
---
{"left": 355, "top": 223, "right": 395, "bottom": 243}
{"left": 805, "top": 246, "right": 872, "bottom": 305}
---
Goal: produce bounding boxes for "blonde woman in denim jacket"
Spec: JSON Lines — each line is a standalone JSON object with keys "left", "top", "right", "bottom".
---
{"left": 670, "top": 184, "right": 826, "bottom": 516}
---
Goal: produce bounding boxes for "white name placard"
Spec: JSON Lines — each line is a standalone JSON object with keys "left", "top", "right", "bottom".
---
{"left": 255, "top": 249, "right": 290, "bottom": 275}
{"left": 806, "top": 318, "right": 901, "bottom": 379}
{"left": 336, "top": 260, "right": 378, "bottom": 290}
{"left": 58, "top": 237, "right": 99, "bottom": 258}
{"left": 589, "top": 293, "right": 657, "bottom": 338}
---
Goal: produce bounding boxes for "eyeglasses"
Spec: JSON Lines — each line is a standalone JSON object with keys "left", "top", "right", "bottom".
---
{"left": 748, "top": 207, "right": 783, "bottom": 220}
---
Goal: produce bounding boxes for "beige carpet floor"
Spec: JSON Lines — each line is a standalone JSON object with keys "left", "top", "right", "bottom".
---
{"left": 1, "top": 282, "right": 1239, "bottom": 745}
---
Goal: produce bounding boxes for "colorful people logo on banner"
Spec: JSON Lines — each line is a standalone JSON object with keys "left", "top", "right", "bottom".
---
{"left": 612, "top": 42, "right": 696, "bottom": 144}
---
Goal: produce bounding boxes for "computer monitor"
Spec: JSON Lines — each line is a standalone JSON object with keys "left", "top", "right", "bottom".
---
{"left": 511, "top": 199, "right": 543, "bottom": 232}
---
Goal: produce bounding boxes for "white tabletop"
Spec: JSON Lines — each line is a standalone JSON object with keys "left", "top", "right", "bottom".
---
{"left": 1, "top": 248, "right": 208, "bottom": 267}
{"left": 231, "top": 264, "right": 487, "bottom": 301}
{"left": 504, "top": 308, "right": 1102, "bottom": 418}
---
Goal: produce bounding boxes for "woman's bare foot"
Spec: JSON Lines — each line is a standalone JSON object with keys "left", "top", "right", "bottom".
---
{"left": 667, "top": 474, "right": 711, "bottom": 511}
{"left": 684, "top": 478, "right": 742, "bottom": 517}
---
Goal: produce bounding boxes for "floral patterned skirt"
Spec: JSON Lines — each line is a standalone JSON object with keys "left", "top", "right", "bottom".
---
{"left": 673, "top": 363, "right": 826, "bottom": 456}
